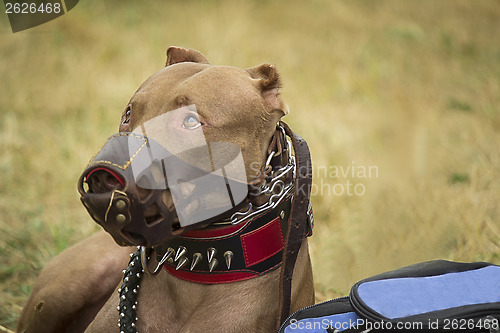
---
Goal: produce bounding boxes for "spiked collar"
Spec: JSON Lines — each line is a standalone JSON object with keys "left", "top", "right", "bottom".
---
{"left": 153, "top": 194, "right": 301, "bottom": 284}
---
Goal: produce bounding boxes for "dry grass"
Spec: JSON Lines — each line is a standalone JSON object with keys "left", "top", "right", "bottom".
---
{"left": 1, "top": 0, "right": 499, "bottom": 329}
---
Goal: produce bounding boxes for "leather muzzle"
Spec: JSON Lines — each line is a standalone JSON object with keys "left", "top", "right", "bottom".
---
{"left": 77, "top": 133, "right": 248, "bottom": 247}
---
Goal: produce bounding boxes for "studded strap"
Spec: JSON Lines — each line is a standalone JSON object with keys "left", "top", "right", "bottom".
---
{"left": 118, "top": 249, "right": 143, "bottom": 333}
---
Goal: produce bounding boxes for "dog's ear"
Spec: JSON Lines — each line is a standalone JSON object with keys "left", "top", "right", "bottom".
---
{"left": 165, "top": 46, "right": 210, "bottom": 66}
{"left": 246, "top": 64, "right": 289, "bottom": 116}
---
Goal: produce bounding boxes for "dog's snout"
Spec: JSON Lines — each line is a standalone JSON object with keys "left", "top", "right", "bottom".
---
{"left": 86, "top": 168, "right": 124, "bottom": 194}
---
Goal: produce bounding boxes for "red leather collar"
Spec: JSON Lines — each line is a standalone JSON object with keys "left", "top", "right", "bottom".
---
{"left": 155, "top": 195, "right": 293, "bottom": 284}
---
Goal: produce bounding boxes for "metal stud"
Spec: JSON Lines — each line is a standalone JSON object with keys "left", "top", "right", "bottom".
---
{"left": 224, "top": 251, "right": 233, "bottom": 270}
{"left": 190, "top": 253, "right": 202, "bottom": 271}
{"left": 280, "top": 210, "right": 285, "bottom": 219}
{"left": 121, "top": 295, "right": 126, "bottom": 300}
{"left": 207, "top": 247, "right": 217, "bottom": 264}
{"left": 130, "top": 261, "right": 135, "bottom": 267}
{"left": 208, "top": 258, "right": 218, "bottom": 272}
{"left": 115, "top": 199, "right": 126, "bottom": 210}
{"left": 131, "top": 322, "right": 136, "bottom": 327}
{"left": 122, "top": 269, "right": 127, "bottom": 275}
{"left": 124, "top": 277, "right": 129, "bottom": 282}
{"left": 116, "top": 306, "right": 120, "bottom": 311}
{"left": 174, "top": 246, "right": 187, "bottom": 262}
{"left": 116, "top": 214, "right": 126, "bottom": 223}
{"left": 120, "top": 312, "right": 125, "bottom": 318}
{"left": 117, "top": 288, "right": 122, "bottom": 293}
{"left": 176, "top": 256, "right": 189, "bottom": 270}
{"left": 133, "top": 288, "right": 137, "bottom": 294}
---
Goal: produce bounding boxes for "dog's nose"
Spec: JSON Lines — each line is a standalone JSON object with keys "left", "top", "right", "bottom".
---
{"left": 86, "top": 167, "right": 125, "bottom": 194}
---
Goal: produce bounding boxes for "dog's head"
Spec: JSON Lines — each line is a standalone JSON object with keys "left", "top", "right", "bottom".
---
{"left": 78, "top": 47, "right": 289, "bottom": 247}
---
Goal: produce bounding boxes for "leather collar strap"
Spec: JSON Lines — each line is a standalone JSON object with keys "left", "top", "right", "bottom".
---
{"left": 277, "top": 121, "right": 313, "bottom": 329}
{"left": 155, "top": 196, "right": 292, "bottom": 284}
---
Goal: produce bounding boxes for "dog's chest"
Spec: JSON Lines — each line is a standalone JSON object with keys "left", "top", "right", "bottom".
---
{"left": 130, "top": 271, "right": 280, "bottom": 332}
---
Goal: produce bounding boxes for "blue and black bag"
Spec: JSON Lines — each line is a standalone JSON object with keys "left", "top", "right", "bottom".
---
{"left": 279, "top": 260, "right": 500, "bottom": 332}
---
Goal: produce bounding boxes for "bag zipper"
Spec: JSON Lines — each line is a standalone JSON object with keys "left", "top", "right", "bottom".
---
{"left": 277, "top": 296, "right": 350, "bottom": 332}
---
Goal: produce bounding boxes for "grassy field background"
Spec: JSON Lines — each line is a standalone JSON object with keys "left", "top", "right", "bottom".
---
{"left": 1, "top": 0, "right": 499, "bottom": 330}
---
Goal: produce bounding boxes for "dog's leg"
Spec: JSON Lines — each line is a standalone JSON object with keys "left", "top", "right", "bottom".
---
{"left": 17, "top": 231, "right": 133, "bottom": 333}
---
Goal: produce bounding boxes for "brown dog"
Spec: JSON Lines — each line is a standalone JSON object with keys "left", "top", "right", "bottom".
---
{"left": 18, "top": 46, "right": 314, "bottom": 333}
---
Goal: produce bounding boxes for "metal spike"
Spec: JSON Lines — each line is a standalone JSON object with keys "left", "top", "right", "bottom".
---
{"left": 176, "top": 256, "right": 189, "bottom": 270}
{"left": 157, "top": 247, "right": 175, "bottom": 266}
{"left": 224, "top": 251, "right": 233, "bottom": 270}
{"left": 190, "top": 253, "right": 202, "bottom": 271}
{"left": 207, "top": 247, "right": 217, "bottom": 264}
{"left": 174, "top": 246, "right": 187, "bottom": 262}
{"left": 208, "top": 258, "right": 218, "bottom": 272}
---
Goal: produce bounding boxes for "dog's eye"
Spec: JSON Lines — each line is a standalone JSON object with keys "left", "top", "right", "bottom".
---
{"left": 122, "top": 106, "right": 131, "bottom": 124}
{"left": 183, "top": 115, "right": 201, "bottom": 129}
